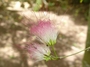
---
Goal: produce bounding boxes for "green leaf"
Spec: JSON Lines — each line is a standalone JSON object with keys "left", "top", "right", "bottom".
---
{"left": 80, "top": 0, "right": 83, "bottom": 3}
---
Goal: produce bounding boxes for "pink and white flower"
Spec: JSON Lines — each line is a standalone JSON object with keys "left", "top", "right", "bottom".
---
{"left": 30, "top": 20, "right": 58, "bottom": 45}
{"left": 26, "top": 43, "right": 51, "bottom": 61}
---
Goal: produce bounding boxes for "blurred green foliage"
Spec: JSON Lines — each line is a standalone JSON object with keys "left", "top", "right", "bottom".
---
{"left": 0, "top": 0, "right": 89, "bottom": 10}
{"left": 82, "top": 0, "right": 90, "bottom": 3}
{"left": 69, "top": 0, "right": 90, "bottom": 4}
{"left": 0, "top": 0, "right": 89, "bottom": 20}
{"left": 32, "top": 0, "right": 42, "bottom": 11}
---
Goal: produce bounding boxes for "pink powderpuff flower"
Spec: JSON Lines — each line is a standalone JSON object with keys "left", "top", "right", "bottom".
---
{"left": 30, "top": 20, "right": 58, "bottom": 46}
{"left": 26, "top": 43, "right": 51, "bottom": 61}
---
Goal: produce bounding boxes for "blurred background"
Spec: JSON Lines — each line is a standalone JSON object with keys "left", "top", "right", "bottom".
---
{"left": 0, "top": 0, "right": 90, "bottom": 67}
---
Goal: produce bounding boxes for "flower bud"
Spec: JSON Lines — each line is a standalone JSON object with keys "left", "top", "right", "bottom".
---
{"left": 26, "top": 43, "right": 51, "bottom": 61}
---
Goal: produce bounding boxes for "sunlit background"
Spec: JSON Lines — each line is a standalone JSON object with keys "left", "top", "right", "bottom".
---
{"left": 0, "top": 0, "right": 89, "bottom": 67}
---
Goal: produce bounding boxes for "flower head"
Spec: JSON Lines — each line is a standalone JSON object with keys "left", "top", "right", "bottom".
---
{"left": 26, "top": 43, "right": 51, "bottom": 61}
{"left": 30, "top": 20, "right": 58, "bottom": 46}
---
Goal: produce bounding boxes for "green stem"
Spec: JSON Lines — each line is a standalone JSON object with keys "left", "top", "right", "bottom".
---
{"left": 52, "top": 45, "right": 57, "bottom": 57}
{"left": 56, "top": 46, "right": 90, "bottom": 59}
{"left": 82, "top": 4, "right": 90, "bottom": 67}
